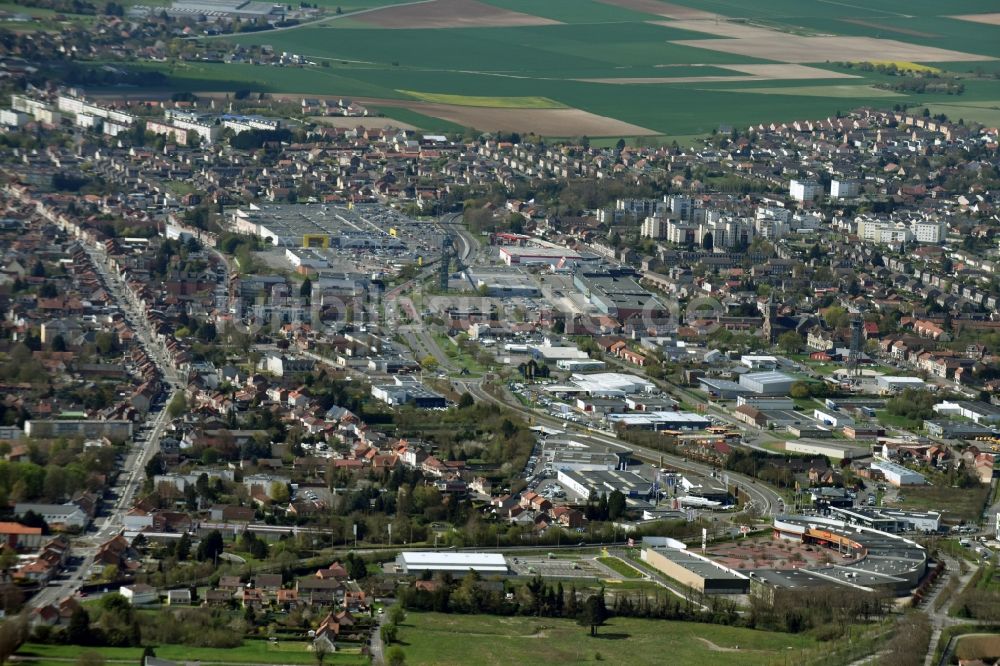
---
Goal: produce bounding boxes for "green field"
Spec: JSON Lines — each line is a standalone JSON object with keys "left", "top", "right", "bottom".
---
{"left": 395, "top": 612, "right": 822, "bottom": 665}
{"left": 139, "top": 0, "right": 1000, "bottom": 136}
{"left": 895, "top": 484, "right": 991, "bottom": 523}
{"left": 17, "top": 641, "right": 367, "bottom": 665}
{"left": 920, "top": 100, "right": 1000, "bottom": 127}
{"left": 596, "top": 555, "right": 644, "bottom": 579}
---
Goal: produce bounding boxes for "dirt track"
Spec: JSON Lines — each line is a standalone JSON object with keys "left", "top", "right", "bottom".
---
{"left": 673, "top": 34, "right": 992, "bottom": 63}
{"left": 355, "top": 98, "right": 659, "bottom": 135}
{"left": 596, "top": 0, "right": 715, "bottom": 20}
{"left": 354, "top": 0, "right": 560, "bottom": 28}
{"left": 951, "top": 12, "right": 1000, "bottom": 26}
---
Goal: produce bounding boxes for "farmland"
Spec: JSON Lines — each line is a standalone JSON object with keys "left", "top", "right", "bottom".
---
{"left": 155, "top": 0, "right": 1000, "bottom": 137}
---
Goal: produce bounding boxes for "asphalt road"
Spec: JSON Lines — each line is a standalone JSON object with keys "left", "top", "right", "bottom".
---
{"left": 27, "top": 243, "right": 187, "bottom": 609}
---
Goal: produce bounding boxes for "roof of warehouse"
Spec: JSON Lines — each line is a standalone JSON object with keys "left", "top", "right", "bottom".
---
{"left": 399, "top": 552, "right": 507, "bottom": 568}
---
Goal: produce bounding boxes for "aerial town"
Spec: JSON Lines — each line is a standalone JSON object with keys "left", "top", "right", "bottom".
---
{"left": 1, "top": 1, "right": 1000, "bottom": 665}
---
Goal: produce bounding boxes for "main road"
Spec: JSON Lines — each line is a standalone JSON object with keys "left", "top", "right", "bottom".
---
{"left": 28, "top": 242, "right": 187, "bottom": 610}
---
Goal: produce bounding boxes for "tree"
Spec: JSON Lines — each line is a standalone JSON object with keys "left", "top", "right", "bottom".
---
{"left": 299, "top": 278, "right": 312, "bottom": 301}
{"left": 345, "top": 552, "right": 367, "bottom": 579}
{"left": 777, "top": 331, "right": 804, "bottom": 355}
{"left": 270, "top": 481, "right": 290, "bottom": 504}
{"left": 607, "top": 490, "right": 626, "bottom": 520}
{"left": 790, "top": 382, "right": 811, "bottom": 399}
{"left": 457, "top": 393, "right": 474, "bottom": 409}
{"left": 380, "top": 622, "right": 397, "bottom": 644}
{"left": 313, "top": 643, "right": 329, "bottom": 666}
{"left": 386, "top": 646, "right": 406, "bottom": 666}
{"left": 67, "top": 607, "right": 91, "bottom": 645}
{"left": 0, "top": 550, "right": 15, "bottom": 573}
{"left": 0, "top": 615, "right": 27, "bottom": 665}
{"left": 579, "top": 594, "right": 607, "bottom": 636}
{"left": 197, "top": 530, "right": 224, "bottom": 562}
{"left": 821, "top": 306, "right": 850, "bottom": 330}
{"left": 388, "top": 604, "right": 406, "bottom": 626}
{"left": 176, "top": 532, "right": 191, "bottom": 561}
{"left": 167, "top": 393, "right": 187, "bottom": 418}
{"left": 420, "top": 355, "right": 438, "bottom": 371}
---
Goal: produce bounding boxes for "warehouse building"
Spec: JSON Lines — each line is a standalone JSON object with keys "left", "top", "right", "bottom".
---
{"left": 698, "top": 377, "right": 751, "bottom": 400}
{"left": 875, "top": 376, "right": 926, "bottom": 393}
{"left": 739, "top": 371, "right": 795, "bottom": 396}
{"left": 498, "top": 246, "right": 589, "bottom": 266}
{"left": 924, "top": 420, "right": 995, "bottom": 439}
{"left": 371, "top": 377, "right": 446, "bottom": 409}
{"left": 542, "top": 439, "right": 627, "bottom": 472}
{"left": 464, "top": 267, "right": 539, "bottom": 297}
{"left": 870, "top": 458, "right": 926, "bottom": 486}
{"left": 396, "top": 552, "right": 508, "bottom": 576}
{"left": 932, "top": 400, "right": 1000, "bottom": 425}
{"left": 573, "top": 267, "right": 668, "bottom": 319}
{"left": 785, "top": 440, "right": 869, "bottom": 461}
{"left": 641, "top": 546, "right": 749, "bottom": 595}
{"left": 828, "top": 507, "right": 941, "bottom": 534}
{"left": 605, "top": 411, "right": 711, "bottom": 431}
{"left": 557, "top": 469, "right": 653, "bottom": 500}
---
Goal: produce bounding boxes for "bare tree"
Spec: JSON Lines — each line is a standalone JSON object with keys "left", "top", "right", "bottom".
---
{"left": 0, "top": 614, "right": 27, "bottom": 666}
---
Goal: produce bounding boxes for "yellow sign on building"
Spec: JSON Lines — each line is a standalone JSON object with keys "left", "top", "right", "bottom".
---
{"left": 302, "top": 234, "right": 330, "bottom": 248}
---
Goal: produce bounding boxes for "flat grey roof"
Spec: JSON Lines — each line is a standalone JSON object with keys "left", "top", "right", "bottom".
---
{"left": 651, "top": 548, "right": 747, "bottom": 581}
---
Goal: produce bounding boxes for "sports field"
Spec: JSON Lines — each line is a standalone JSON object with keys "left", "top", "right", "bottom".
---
{"left": 395, "top": 612, "right": 825, "bottom": 665}
{"left": 164, "top": 0, "right": 1000, "bottom": 137}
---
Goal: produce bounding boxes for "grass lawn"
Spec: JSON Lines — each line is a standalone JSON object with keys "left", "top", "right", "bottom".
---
{"left": 875, "top": 409, "right": 923, "bottom": 431}
{"left": 433, "top": 332, "right": 488, "bottom": 377}
{"left": 395, "top": 612, "right": 821, "bottom": 665}
{"left": 896, "top": 484, "right": 990, "bottom": 523}
{"left": 18, "top": 641, "right": 366, "bottom": 665}
{"left": 596, "top": 556, "right": 643, "bottom": 579}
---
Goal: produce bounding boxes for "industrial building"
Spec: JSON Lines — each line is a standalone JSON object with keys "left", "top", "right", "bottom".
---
{"left": 570, "top": 372, "right": 656, "bottom": 395}
{"left": 870, "top": 458, "right": 926, "bottom": 486}
{"left": 557, "top": 469, "right": 654, "bottom": 500}
{"left": 875, "top": 376, "right": 926, "bottom": 393}
{"left": 932, "top": 400, "right": 1000, "bottom": 425}
{"left": 828, "top": 507, "right": 941, "bottom": 534}
{"left": 371, "top": 377, "right": 446, "bottom": 409}
{"left": 785, "top": 440, "right": 869, "bottom": 461}
{"left": 698, "top": 377, "right": 751, "bottom": 400}
{"left": 498, "top": 246, "right": 587, "bottom": 266}
{"left": 641, "top": 546, "right": 750, "bottom": 595}
{"left": 542, "top": 439, "right": 626, "bottom": 472}
{"left": 605, "top": 411, "right": 711, "bottom": 431}
{"left": 395, "top": 552, "right": 508, "bottom": 576}
{"left": 463, "top": 267, "right": 539, "bottom": 297}
{"left": 572, "top": 267, "right": 667, "bottom": 319}
{"left": 156, "top": 0, "right": 285, "bottom": 20}
{"left": 739, "top": 371, "right": 796, "bottom": 396}
{"left": 924, "top": 420, "right": 995, "bottom": 439}
{"left": 555, "top": 359, "right": 606, "bottom": 372}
